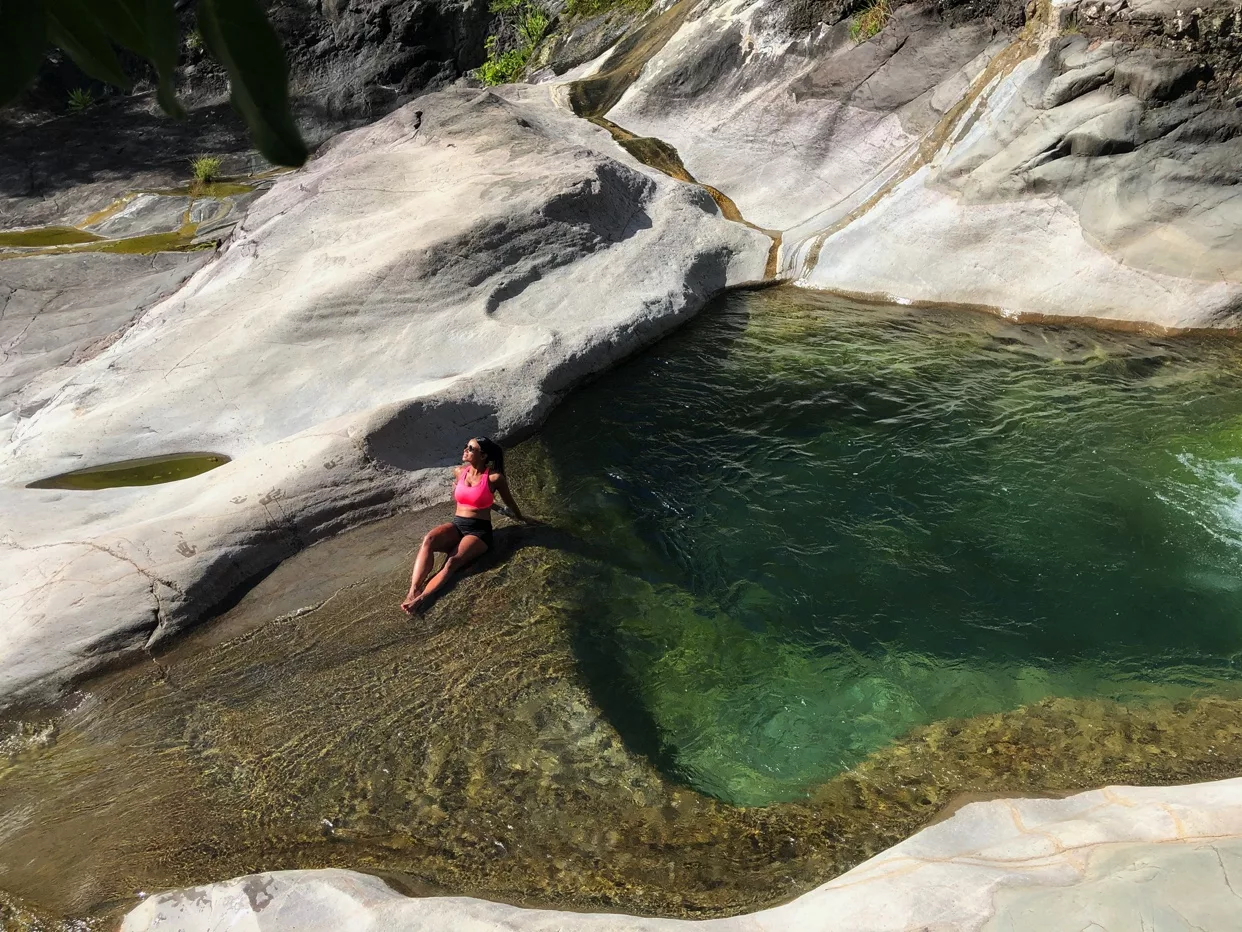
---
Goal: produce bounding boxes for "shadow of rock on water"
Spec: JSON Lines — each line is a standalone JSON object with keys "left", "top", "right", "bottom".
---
{"left": 4, "top": 444, "right": 1242, "bottom": 926}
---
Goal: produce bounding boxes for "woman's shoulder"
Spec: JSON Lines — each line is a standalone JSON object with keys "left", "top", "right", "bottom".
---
{"left": 453, "top": 464, "right": 464, "bottom": 477}
{"left": 489, "top": 470, "right": 504, "bottom": 484}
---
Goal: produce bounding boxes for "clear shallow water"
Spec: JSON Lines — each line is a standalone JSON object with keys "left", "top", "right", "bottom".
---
{"left": 541, "top": 288, "right": 1242, "bottom": 805}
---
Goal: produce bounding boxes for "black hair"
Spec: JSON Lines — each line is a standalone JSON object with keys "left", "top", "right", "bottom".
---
{"left": 474, "top": 436, "right": 504, "bottom": 473}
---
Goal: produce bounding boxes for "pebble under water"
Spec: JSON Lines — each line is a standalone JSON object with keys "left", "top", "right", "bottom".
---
{"left": 543, "top": 288, "right": 1242, "bottom": 805}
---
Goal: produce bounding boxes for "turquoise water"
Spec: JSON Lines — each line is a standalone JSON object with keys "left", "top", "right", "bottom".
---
{"left": 540, "top": 289, "right": 1242, "bottom": 805}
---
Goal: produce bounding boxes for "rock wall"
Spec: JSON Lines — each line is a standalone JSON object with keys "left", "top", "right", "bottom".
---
{"left": 586, "top": 0, "right": 1242, "bottom": 327}
{"left": 0, "top": 85, "right": 767, "bottom": 708}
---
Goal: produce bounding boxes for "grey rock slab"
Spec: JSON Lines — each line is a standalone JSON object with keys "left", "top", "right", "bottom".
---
{"left": 982, "top": 838, "right": 1242, "bottom": 932}
{"left": 120, "top": 777, "right": 1242, "bottom": 931}
{"left": 1040, "top": 56, "right": 1115, "bottom": 108}
{"left": 1065, "top": 96, "right": 1141, "bottom": 154}
{"left": 0, "top": 251, "right": 214, "bottom": 418}
{"left": 0, "top": 84, "right": 767, "bottom": 707}
{"left": 87, "top": 194, "right": 190, "bottom": 238}
{"left": 1113, "top": 48, "right": 1210, "bottom": 101}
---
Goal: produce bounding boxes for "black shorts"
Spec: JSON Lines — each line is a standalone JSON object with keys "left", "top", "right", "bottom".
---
{"left": 451, "top": 516, "right": 493, "bottom": 550}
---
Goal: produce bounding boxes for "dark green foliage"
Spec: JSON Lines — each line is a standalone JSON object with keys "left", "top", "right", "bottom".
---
{"left": 196, "top": 0, "right": 307, "bottom": 167}
{"left": 0, "top": 0, "right": 48, "bottom": 108}
{"left": 474, "top": 0, "right": 549, "bottom": 85}
{"left": 46, "top": 0, "right": 133, "bottom": 90}
{"left": 0, "top": 0, "right": 306, "bottom": 166}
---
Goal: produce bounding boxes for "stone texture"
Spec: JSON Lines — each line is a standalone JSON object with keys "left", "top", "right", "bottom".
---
{"left": 0, "top": 251, "right": 212, "bottom": 418}
{"left": 602, "top": 0, "right": 1006, "bottom": 230}
{"left": 781, "top": 2, "right": 1242, "bottom": 326}
{"left": 0, "top": 84, "right": 766, "bottom": 708}
{"left": 573, "top": 0, "right": 1242, "bottom": 326}
{"left": 119, "top": 777, "right": 1242, "bottom": 931}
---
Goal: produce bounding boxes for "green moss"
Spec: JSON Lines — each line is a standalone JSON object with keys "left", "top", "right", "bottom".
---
{"left": 27, "top": 453, "right": 230, "bottom": 490}
{"left": 0, "top": 227, "right": 103, "bottom": 248}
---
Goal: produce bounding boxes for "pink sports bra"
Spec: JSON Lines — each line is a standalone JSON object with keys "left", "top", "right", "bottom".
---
{"left": 454, "top": 468, "right": 494, "bottom": 509}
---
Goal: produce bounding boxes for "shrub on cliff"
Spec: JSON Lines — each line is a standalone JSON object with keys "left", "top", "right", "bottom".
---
{"left": 474, "top": 0, "right": 550, "bottom": 85}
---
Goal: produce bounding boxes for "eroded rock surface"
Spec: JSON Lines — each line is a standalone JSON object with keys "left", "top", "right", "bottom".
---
{"left": 572, "top": 0, "right": 1242, "bottom": 326}
{"left": 118, "top": 779, "right": 1242, "bottom": 931}
{"left": 0, "top": 84, "right": 766, "bottom": 708}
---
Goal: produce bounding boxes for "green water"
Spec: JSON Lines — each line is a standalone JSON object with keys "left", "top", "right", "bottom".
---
{"left": 541, "top": 288, "right": 1242, "bottom": 805}
{"left": 27, "top": 452, "right": 230, "bottom": 489}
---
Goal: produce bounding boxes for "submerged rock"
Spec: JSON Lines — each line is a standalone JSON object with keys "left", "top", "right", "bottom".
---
{"left": 117, "top": 778, "right": 1242, "bottom": 930}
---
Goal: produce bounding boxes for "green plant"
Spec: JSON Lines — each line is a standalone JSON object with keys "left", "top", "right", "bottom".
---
{"left": 519, "top": 6, "right": 550, "bottom": 45}
{"left": 185, "top": 27, "right": 203, "bottom": 50}
{"left": 849, "top": 0, "right": 891, "bottom": 42}
{"left": 191, "top": 155, "right": 223, "bottom": 184}
{"left": 67, "top": 86, "right": 94, "bottom": 112}
{"left": 0, "top": 0, "right": 306, "bottom": 166}
{"left": 473, "top": 0, "right": 550, "bottom": 86}
{"left": 1062, "top": 15, "right": 1081, "bottom": 33}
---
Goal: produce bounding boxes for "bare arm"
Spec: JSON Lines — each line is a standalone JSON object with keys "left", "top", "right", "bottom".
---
{"left": 491, "top": 472, "right": 527, "bottom": 522}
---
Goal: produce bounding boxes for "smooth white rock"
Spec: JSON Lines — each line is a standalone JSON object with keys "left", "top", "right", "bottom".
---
{"left": 120, "top": 776, "right": 1242, "bottom": 931}
{"left": 0, "top": 83, "right": 767, "bottom": 706}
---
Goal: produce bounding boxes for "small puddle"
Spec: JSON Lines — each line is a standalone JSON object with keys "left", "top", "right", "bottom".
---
{"left": 0, "top": 227, "right": 104, "bottom": 248}
{"left": 26, "top": 453, "right": 230, "bottom": 490}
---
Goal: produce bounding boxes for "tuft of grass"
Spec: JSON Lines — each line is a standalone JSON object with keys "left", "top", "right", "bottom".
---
{"left": 849, "top": 0, "right": 891, "bottom": 42}
{"left": 190, "top": 155, "right": 223, "bottom": 185}
{"left": 1062, "top": 14, "right": 1081, "bottom": 33}
{"left": 185, "top": 28, "right": 203, "bottom": 50}
{"left": 473, "top": 0, "right": 551, "bottom": 85}
{"left": 67, "top": 87, "right": 94, "bottom": 113}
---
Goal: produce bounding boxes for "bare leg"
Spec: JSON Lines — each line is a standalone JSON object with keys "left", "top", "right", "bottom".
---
{"left": 402, "top": 524, "right": 459, "bottom": 612}
{"left": 406, "top": 534, "right": 489, "bottom": 612}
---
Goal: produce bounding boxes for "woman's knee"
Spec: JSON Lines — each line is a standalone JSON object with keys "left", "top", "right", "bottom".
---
{"left": 423, "top": 524, "right": 457, "bottom": 550}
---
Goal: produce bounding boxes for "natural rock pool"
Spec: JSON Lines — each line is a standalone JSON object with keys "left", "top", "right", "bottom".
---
{"left": 542, "top": 287, "right": 1242, "bottom": 806}
{"left": 7, "top": 287, "right": 1242, "bottom": 925}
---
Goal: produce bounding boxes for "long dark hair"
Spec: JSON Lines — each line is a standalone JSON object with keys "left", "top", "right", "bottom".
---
{"left": 475, "top": 436, "right": 504, "bottom": 473}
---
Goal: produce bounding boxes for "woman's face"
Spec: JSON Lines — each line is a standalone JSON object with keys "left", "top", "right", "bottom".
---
{"left": 462, "top": 439, "right": 487, "bottom": 470}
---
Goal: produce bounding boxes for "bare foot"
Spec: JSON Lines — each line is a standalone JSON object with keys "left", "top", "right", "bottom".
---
{"left": 402, "top": 589, "right": 432, "bottom": 614}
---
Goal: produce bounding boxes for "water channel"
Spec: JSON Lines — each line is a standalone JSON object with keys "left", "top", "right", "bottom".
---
{"left": 7, "top": 287, "right": 1242, "bottom": 925}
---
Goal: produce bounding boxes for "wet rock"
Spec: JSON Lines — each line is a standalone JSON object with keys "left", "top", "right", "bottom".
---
{"left": 119, "top": 779, "right": 1242, "bottom": 931}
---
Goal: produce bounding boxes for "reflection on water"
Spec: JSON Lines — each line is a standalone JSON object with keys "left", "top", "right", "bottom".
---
{"left": 547, "top": 289, "right": 1242, "bottom": 804}
{"left": 6, "top": 290, "right": 1242, "bottom": 923}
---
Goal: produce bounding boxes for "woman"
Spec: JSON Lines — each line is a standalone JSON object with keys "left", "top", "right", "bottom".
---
{"left": 401, "top": 436, "right": 527, "bottom": 613}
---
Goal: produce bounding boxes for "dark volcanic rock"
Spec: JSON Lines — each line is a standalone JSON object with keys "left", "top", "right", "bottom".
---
{"left": 8, "top": 0, "right": 493, "bottom": 127}
{"left": 271, "top": 0, "right": 493, "bottom": 117}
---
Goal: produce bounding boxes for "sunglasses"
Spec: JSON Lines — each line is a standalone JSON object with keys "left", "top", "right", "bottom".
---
{"left": 465, "top": 443, "right": 482, "bottom": 454}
